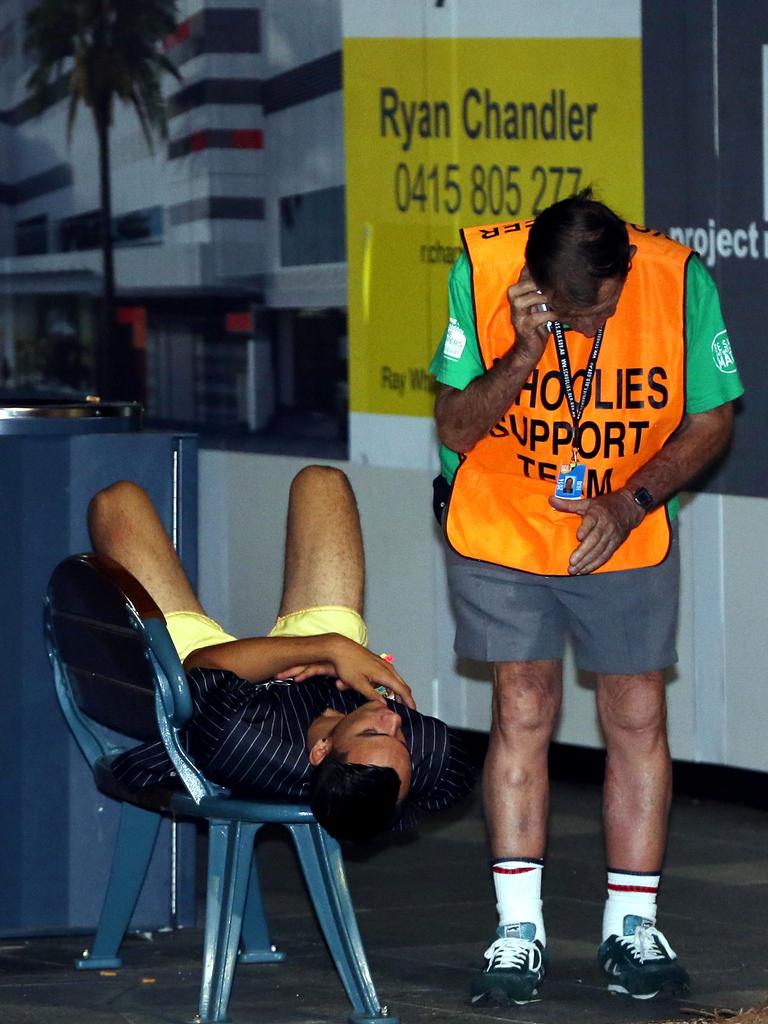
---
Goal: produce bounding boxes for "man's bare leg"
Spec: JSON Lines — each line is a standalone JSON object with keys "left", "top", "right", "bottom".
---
{"left": 483, "top": 659, "right": 563, "bottom": 859}
{"left": 88, "top": 481, "right": 204, "bottom": 616}
{"left": 471, "top": 659, "right": 562, "bottom": 1004}
{"left": 597, "top": 671, "right": 671, "bottom": 870}
{"left": 278, "top": 465, "right": 364, "bottom": 618}
{"left": 595, "top": 672, "right": 688, "bottom": 997}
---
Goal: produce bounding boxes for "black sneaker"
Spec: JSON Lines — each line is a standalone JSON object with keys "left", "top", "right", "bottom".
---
{"left": 470, "top": 923, "right": 547, "bottom": 1006}
{"left": 598, "top": 915, "right": 690, "bottom": 999}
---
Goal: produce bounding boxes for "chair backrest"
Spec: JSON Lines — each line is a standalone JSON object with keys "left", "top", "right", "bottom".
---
{"left": 45, "top": 553, "right": 213, "bottom": 801}
{"left": 46, "top": 554, "right": 167, "bottom": 740}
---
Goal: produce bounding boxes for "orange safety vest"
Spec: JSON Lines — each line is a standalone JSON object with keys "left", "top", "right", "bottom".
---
{"left": 445, "top": 221, "right": 690, "bottom": 575}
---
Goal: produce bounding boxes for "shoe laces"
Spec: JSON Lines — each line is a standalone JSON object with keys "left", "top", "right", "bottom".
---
{"left": 485, "top": 936, "right": 542, "bottom": 971}
{"left": 618, "top": 920, "right": 674, "bottom": 963}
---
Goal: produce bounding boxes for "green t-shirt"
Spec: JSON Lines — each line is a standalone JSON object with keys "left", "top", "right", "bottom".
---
{"left": 429, "top": 252, "right": 744, "bottom": 518}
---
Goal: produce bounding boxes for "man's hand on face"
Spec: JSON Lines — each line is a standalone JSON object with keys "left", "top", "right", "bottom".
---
{"left": 507, "top": 265, "right": 553, "bottom": 362}
{"left": 549, "top": 488, "right": 645, "bottom": 575}
{"left": 275, "top": 635, "right": 416, "bottom": 709}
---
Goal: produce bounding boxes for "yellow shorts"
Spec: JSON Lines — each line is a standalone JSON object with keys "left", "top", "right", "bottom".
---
{"left": 165, "top": 605, "right": 368, "bottom": 663}
{"left": 165, "top": 612, "right": 237, "bottom": 663}
{"left": 268, "top": 605, "right": 368, "bottom": 646}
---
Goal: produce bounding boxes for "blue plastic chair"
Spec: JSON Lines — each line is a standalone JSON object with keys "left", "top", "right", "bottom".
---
{"left": 44, "top": 553, "right": 396, "bottom": 1024}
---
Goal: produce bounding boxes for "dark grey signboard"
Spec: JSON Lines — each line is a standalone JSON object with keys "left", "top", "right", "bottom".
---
{"left": 643, "top": 0, "right": 765, "bottom": 497}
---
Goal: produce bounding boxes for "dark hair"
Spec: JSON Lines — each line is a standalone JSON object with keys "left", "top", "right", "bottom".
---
{"left": 309, "top": 752, "right": 403, "bottom": 843}
{"left": 525, "top": 187, "right": 631, "bottom": 308}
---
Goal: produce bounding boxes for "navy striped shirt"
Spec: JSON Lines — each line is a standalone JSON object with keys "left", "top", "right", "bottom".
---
{"left": 112, "top": 669, "right": 475, "bottom": 828}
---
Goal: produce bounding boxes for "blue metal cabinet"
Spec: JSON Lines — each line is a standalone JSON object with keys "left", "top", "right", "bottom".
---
{"left": 0, "top": 404, "right": 198, "bottom": 935}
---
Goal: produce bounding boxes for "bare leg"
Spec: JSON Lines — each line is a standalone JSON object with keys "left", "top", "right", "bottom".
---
{"left": 483, "top": 659, "right": 563, "bottom": 858}
{"left": 597, "top": 672, "right": 671, "bottom": 870}
{"left": 88, "top": 480, "right": 204, "bottom": 616}
{"left": 278, "top": 465, "right": 365, "bottom": 617}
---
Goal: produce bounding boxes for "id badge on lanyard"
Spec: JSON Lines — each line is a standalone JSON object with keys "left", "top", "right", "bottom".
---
{"left": 555, "top": 458, "right": 586, "bottom": 499}
{"left": 551, "top": 320, "right": 604, "bottom": 501}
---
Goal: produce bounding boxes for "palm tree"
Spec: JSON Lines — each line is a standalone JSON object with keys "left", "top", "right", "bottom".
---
{"left": 25, "top": 0, "right": 181, "bottom": 399}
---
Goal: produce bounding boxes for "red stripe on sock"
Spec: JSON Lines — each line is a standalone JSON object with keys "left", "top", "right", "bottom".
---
{"left": 493, "top": 866, "right": 537, "bottom": 875}
{"left": 607, "top": 883, "right": 658, "bottom": 893}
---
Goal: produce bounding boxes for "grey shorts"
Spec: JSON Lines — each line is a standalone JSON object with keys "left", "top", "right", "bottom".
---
{"left": 444, "top": 523, "right": 679, "bottom": 675}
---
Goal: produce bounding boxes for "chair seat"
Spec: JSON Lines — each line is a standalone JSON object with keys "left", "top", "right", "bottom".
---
{"left": 190, "top": 794, "right": 317, "bottom": 825}
{"left": 93, "top": 755, "right": 180, "bottom": 813}
{"left": 94, "top": 755, "right": 318, "bottom": 825}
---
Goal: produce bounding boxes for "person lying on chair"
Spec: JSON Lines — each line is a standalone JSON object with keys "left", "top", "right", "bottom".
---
{"left": 90, "top": 465, "right": 475, "bottom": 843}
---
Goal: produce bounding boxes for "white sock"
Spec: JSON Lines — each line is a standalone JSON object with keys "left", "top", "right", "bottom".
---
{"left": 492, "top": 858, "right": 545, "bottom": 945}
{"left": 602, "top": 869, "right": 660, "bottom": 940}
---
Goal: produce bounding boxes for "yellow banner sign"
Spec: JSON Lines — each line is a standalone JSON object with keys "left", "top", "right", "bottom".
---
{"left": 345, "top": 36, "right": 644, "bottom": 418}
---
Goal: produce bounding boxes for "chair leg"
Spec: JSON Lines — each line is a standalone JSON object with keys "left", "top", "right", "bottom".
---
{"left": 197, "top": 819, "right": 259, "bottom": 1024}
{"left": 237, "top": 851, "right": 286, "bottom": 964}
{"left": 76, "top": 802, "right": 162, "bottom": 970}
{"left": 289, "top": 824, "right": 398, "bottom": 1024}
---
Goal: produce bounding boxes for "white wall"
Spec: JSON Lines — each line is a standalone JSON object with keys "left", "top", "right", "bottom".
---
{"left": 198, "top": 448, "right": 768, "bottom": 773}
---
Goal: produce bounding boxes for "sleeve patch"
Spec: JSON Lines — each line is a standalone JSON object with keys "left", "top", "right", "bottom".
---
{"left": 711, "top": 330, "right": 737, "bottom": 374}
{"left": 443, "top": 317, "right": 467, "bottom": 361}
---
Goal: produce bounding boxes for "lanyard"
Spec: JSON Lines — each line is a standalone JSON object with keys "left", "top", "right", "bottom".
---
{"left": 551, "top": 319, "right": 605, "bottom": 461}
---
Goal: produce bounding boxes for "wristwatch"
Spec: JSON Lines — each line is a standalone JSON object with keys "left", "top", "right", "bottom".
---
{"left": 631, "top": 486, "right": 654, "bottom": 512}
